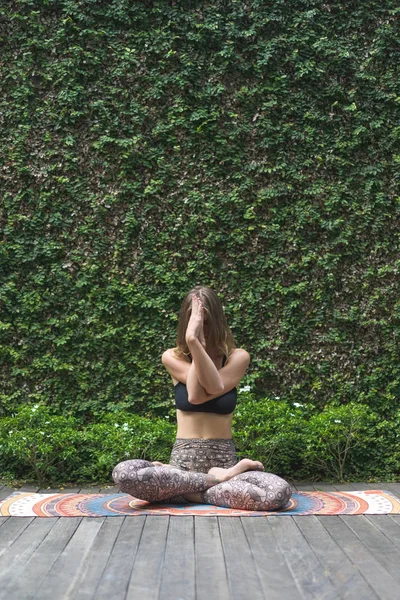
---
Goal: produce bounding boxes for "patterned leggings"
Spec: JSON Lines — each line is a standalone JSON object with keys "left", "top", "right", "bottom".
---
{"left": 112, "top": 438, "right": 292, "bottom": 511}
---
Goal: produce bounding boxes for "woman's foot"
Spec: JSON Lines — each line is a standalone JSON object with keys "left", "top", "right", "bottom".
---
{"left": 208, "top": 459, "right": 264, "bottom": 483}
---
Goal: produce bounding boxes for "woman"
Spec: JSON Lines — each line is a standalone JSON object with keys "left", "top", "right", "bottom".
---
{"left": 112, "top": 286, "right": 292, "bottom": 511}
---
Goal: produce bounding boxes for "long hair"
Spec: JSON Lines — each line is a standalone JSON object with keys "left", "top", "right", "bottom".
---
{"left": 172, "top": 286, "right": 237, "bottom": 362}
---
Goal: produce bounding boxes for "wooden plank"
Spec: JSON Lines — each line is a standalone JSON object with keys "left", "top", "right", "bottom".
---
{"left": 332, "top": 483, "right": 359, "bottom": 491}
{"left": 219, "top": 517, "right": 264, "bottom": 600}
{"left": 294, "top": 482, "right": 315, "bottom": 491}
{"left": 95, "top": 517, "right": 145, "bottom": 600}
{"left": 285, "top": 479, "right": 298, "bottom": 492}
{"left": 66, "top": 517, "right": 125, "bottom": 600}
{"left": 0, "top": 486, "right": 19, "bottom": 502}
{"left": 99, "top": 485, "right": 120, "bottom": 494}
{"left": 18, "top": 484, "right": 41, "bottom": 492}
{"left": 312, "top": 482, "right": 337, "bottom": 492}
{"left": 339, "top": 515, "right": 400, "bottom": 584}
{"left": 365, "top": 515, "right": 400, "bottom": 549}
{"left": 12, "top": 486, "right": 80, "bottom": 496}
{"left": 77, "top": 486, "right": 102, "bottom": 493}
{"left": 320, "top": 515, "right": 399, "bottom": 599}
{"left": 358, "top": 482, "right": 400, "bottom": 500}
{"left": 159, "top": 517, "right": 195, "bottom": 600}
{"left": 0, "top": 486, "right": 19, "bottom": 529}
{"left": 241, "top": 517, "right": 302, "bottom": 600}
{"left": 352, "top": 482, "right": 381, "bottom": 490}
{"left": 125, "top": 516, "right": 169, "bottom": 600}
{"left": 268, "top": 516, "right": 339, "bottom": 599}
{"left": 296, "top": 516, "right": 378, "bottom": 599}
{"left": 389, "top": 515, "right": 400, "bottom": 527}
{"left": 381, "top": 482, "right": 400, "bottom": 498}
{"left": 0, "top": 518, "right": 81, "bottom": 600}
{"left": 0, "top": 484, "right": 40, "bottom": 513}
{"left": 33, "top": 517, "right": 105, "bottom": 599}
{"left": 194, "top": 517, "right": 230, "bottom": 600}
{"left": 0, "top": 517, "right": 35, "bottom": 555}
{"left": 0, "top": 518, "right": 59, "bottom": 591}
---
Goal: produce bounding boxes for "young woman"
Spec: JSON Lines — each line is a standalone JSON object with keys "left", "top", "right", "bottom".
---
{"left": 112, "top": 286, "right": 292, "bottom": 511}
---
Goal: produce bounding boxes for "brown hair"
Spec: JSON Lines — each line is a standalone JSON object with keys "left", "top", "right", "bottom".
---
{"left": 172, "top": 285, "right": 237, "bottom": 362}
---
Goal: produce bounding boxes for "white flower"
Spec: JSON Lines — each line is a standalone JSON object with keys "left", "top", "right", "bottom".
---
{"left": 293, "top": 403, "right": 303, "bottom": 408}
{"left": 165, "top": 416, "right": 170, "bottom": 419}
{"left": 122, "top": 423, "right": 129, "bottom": 431}
{"left": 45, "top": 421, "right": 50, "bottom": 424}
{"left": 8, "top": 430, "right": 13, "bottom": 435}
{"left": 275, "top": 395, "right": 280, "bottom": 400}
{"left": 114, "top": 423, "right": 119, "bottom": 428}
{"left": 31, "top": 405, "right": 38, "bottom": 412}
{"left": 124, "top": 451, "right": 130, "bottom": 457}
{"left": 334, "top": 419, "right": 342, "bottom": 423}
{"left": 239, "top": 385, "right": 251, "bottom": 393}
{"left": 290, "top": 413, "right": 295, "bottom": 417}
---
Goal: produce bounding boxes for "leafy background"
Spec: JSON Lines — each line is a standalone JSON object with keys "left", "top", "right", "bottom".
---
{"left": 1, "top": 0, "right": 399, "bottom": 480}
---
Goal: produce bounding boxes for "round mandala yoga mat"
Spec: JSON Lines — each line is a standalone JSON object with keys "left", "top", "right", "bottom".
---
{"left": 1, "top": 490, "right": 400, "bottom": 517}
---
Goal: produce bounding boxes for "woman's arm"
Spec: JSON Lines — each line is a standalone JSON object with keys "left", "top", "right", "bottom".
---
{"left": 186, "top": 360, "right": 208, "bottom": 403}
{"left": 186, "top": 337, "right": 224, "bottom": 400}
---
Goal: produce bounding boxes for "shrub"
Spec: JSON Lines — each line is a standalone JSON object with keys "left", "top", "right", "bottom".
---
{"left": 0, "top": 400, "right": 398, "bottom": 484}
{"left": 302, "top": 403, "right": 377, "bottom": 481}
{"left": 357, "top": 408, "right": 400, "bottom": 480}
{"left": 0, "top": 404, "right": 175, "bottom": 484}
{"left": 232, "top": 395, "right": 310, "bottom": 477}
{"left": 79, "top": 412, "right": 176, "bottom": 480}
{"left": 0, "top": 404, "right": 82, "bottom": 483}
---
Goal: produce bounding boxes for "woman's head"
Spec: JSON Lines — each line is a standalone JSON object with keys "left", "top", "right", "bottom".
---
{"left": 174, "top": 285, "right": 236, "bottom": 359}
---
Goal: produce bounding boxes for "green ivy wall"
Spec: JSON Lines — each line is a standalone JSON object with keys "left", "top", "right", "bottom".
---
{"left": 1, "top": 0, "right": 399, "bottom": 424}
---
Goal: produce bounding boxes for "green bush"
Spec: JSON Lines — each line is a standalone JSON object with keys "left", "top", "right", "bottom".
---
{"left": 233, "top": 395, "right": 400, "bottom": 482}
{"left": 0, "top": 404, "right": 82, "bottom": 483}
{"left": 0, "top": 401, "right": 398, "bottom": 484}
{"left": 79, "top": 412, "right": 176, "bottom": 481}
{"left": 232, "top": 395, "right": 311, "bottom": 477}
{"left": 302, "top": 403, "right": 377, "bottom": 481}
{"left": 354, "top": 408, "right": 400, "bottom": 480}
{"left": 0, "top": 404, "right": 175, "bottom": 484}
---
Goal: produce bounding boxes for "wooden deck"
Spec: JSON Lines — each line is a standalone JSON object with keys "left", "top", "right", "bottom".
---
{"left": 0, "top": 481, "right": 399, "bottom": 600}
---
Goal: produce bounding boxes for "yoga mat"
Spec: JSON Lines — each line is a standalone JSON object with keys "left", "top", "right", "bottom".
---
{"left": 1, "top": 490, "right": 399, "bottom": 517}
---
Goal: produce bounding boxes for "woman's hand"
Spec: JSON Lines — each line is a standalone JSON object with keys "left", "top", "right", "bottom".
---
{"left": 185, "top": 295, "right": 206, "bottom": 347}
{"left": 198, "top": 324, "right": 207, "bottom": 349}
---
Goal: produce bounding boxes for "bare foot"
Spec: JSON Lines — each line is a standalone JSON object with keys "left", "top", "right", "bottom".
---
{"left": 208, "top": 459, "right": 264, "bottom": 483}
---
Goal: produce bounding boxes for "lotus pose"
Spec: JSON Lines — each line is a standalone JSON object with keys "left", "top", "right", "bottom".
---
{"left": 112, "top": 286, "right": 292, "bottom": 511}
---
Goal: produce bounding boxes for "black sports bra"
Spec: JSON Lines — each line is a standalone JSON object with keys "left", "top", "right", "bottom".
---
{"left": 174, "top": 354, "right": 237, "bottom": 415}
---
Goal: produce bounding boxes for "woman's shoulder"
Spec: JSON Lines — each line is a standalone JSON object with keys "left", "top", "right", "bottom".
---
{"left": 163, "top": 347, "right": 248, "bottom": 364}
{"left": 164, "top": 347, "right": 191, "bottom": 362}
{"left": 225, "top": 347, "right": 249, "bottom": 364}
